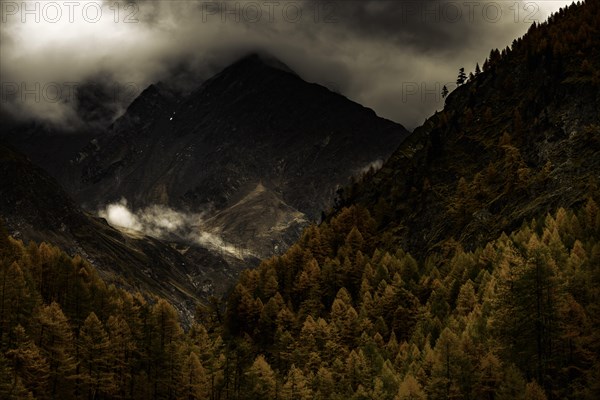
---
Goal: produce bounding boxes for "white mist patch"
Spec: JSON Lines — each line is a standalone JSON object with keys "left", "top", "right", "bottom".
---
{"left": 99, "top": 198, "right": 248, "bottom": 259}
{"left": 196, "top": 232, "right": 249, "bottom": 259}
{"left": 137, "top": 205, "right": 188, "bottom": 237}
{"left": 100, "top": 199, "right": 142, "bottom": 230}
{"left": 359, "top": 159, "right": 384, "bottom": 175}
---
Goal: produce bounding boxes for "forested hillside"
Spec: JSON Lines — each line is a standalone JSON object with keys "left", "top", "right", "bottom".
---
{"left": 0, "top": 225, "right": 217, "bottom": 399}
{"left": 224, "top": 201, "right": 600, "bottom": 399}
{"left": 1, "top": 200, "right": 598, "bottom": 399}
{"left": 338, "top": 0, "right": 600, "bottom": 258}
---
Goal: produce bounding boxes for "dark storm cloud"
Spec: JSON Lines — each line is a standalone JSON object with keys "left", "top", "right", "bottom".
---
{"left": 306, "top": 0, "right": 475, "bottom": 52}
{"left": 0, "top": 0, "right": 570, "bottom": 129}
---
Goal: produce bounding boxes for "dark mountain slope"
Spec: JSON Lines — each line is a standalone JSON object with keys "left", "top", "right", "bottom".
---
{"left": 337, "top": 1, "right": 600, "bottom": 257}
{"left": 0, "top": 143, "right": 233, "bottom": 321}
{"left": 71, "top": 53, "right": 408, "bottom": 230}
{"left": 204, "top": 182, "right": 308, "bottom": 258}
{"left": 75, "top": 54, "right": 407, "bottom": 214}
{"left": 0, "top": 81, "right": 141, "bottom": 187}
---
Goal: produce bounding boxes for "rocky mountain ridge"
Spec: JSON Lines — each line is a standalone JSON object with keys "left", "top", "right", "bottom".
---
{"left": 69, "top": 53, "right": 409, "bottom": 259}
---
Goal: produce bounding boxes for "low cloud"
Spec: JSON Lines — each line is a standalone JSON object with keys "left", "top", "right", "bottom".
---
{"left": 100, "top": 199, "right": 143, "bottom": 231}
{"left": 359, "top": 159, "right": 384, "bottom": 175}
{"left": 99, "top": 198, "right": 248, "bottom": 258}
{"left": 1, "top": 0, "right": 572, "bottom": 129}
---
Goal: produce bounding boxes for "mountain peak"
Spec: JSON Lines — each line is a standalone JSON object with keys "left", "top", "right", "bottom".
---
{"left": 229, "top": 52, "right": 298, "bottom": 76}
{"left": 121, "top": 83, "right": 177, "bottom": 121}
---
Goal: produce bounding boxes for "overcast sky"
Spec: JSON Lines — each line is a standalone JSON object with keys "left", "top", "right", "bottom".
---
{"left": 0, "top": 0, "right": 573, "bottom": 129}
